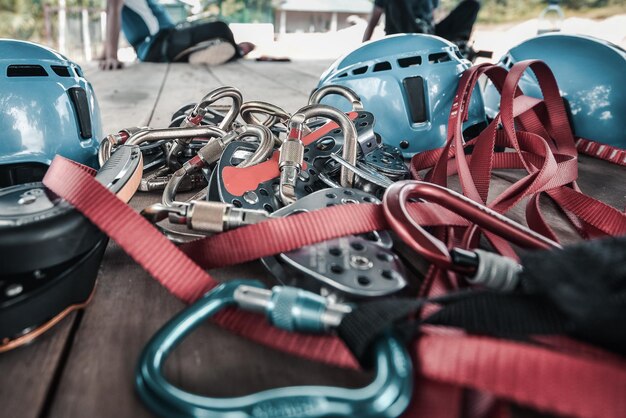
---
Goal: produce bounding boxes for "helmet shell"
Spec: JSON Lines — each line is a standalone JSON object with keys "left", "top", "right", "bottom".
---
{"left": 483, "top": 34, "right": 626, "bottom": 148}
{"left": 318, "top": 34, "right": 486, "bottom": 157}
{"left": 0, "top": 40, "right": 103, "bottom": 174}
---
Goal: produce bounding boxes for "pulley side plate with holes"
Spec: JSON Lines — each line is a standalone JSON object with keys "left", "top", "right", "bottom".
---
{"left": 363, "top": 144, "right": 409, "bottom": 179}
{"left": 261, "top": 188, "right": 407, "bottom": 300}
{"left": 214, "top": 125, "right": 345, "bottom": 212}
{"left": 214, "top": 111, "right": 372, "bottom": 212}
{"left": 214, "top": 141, "right": 282, "bottom": 213}
{"left": 353, "top": 111, "right": 377, "bottom": 155}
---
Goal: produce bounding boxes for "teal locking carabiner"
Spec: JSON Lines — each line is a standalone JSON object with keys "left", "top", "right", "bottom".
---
{"left": 136, "top": 280, "right": 413, "bottom": 418}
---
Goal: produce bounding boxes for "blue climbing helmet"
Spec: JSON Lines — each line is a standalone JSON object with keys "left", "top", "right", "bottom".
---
{"left": 483, "top": 34, "right": 626, "bottom": 149}
{"left": 0, "top": 39, "right": 102, "bottom": 186}
{"left": 317, "top": 34, "right": 487, "bottom": 157}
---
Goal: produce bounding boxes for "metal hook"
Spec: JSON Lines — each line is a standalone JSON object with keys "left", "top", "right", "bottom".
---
{"left": 240, "top": 100, "right": 291, "bottom": 128}
{"left": 98, "top": 126, "right": 145, "bottom": 167}
{"left": 191, "top": 86, "right": 243, "bottom": 131}
{"left": 309, "top": 85, "right": 364, "bottom": 111}
{"left": 296, "top": 104, "right": 359, "bottom": 187}
{"left": 329, "top": 153, "right": 394, "bottom": 189}
{"left": 136, "top": 280, "right": 413, "bottom": 418}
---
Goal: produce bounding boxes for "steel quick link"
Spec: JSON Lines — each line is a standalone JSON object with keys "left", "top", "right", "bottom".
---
{"left": 309, "top": 85, "right": 364, "bottom": 111}
{"left": 142, "top": 201, "right": 269, "bottom": 234}
{"left": 278, "top": 114, "right": 306, "bottom": 205}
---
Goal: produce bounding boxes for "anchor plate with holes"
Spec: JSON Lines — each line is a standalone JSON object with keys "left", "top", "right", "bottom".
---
{"left": 211, "top": 113, "right": 366, "bottom": 212}
{"left": 261, "top": 188, "right": 407, "bottom": 300}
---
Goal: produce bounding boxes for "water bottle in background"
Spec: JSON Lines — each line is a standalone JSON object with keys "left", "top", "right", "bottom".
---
{"left": 538, "top": 0, "right": 565, "bottom": 34}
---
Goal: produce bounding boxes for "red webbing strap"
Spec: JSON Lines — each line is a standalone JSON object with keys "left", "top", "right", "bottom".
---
{"left": 403, "top": 61, "right": 626, "bottom": 417}
{"left": 43, "top": 156, "right": 361, "bottom": 368}
{"left": 181, "top": 201, "right": 470, "bottom": 270}
{"left": 181, "top": 201, "right": 386, "bottom": 269}
{"left": 43, "top": 158, "right": 216, "bottom": 304}
{"left": 411, "top": 61, "right": 626, "bottom": 254}
{"left": 415, "top": 333, "right": 626, "bottom": 418}
{"left": 43, "top": 157, "right": 626, "bottom": 418}
{"left": 576, "top": 138, "right": 626, "bottom": 166}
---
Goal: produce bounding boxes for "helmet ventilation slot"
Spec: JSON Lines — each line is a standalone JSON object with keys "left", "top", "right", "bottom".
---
{"left": 68, "top": 87, "right": 93, "bottom": 139}
{"left": 373, "top": 61, "right": 392, "bottom": 72}
{"left": 7, "top": 65, "right": 48, "bottom": 77}
{"left": 352, "top": 66, "right": 368, "bottom": 75}
{"left": 403, "top": 76, "right": 427, "bottom": 123}
{"left": 428, "top": 52, "right": 452, "bottom": 64}
{"left": 51, "top": 65, "right": 72, "bottom": 77}
{"left": 338, "top": 72, "right": 348, "bottom": 78}
{"left": 398, "top": 56, "right": 422, "bottom": 68}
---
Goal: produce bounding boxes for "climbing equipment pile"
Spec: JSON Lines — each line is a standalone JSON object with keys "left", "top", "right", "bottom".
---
{"left": 6, "top": 36, "right": 626, "bottom": 418}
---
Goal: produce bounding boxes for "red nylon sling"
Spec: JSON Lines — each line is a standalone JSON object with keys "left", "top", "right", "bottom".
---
{"left": 41, "top": 59, "right": 626, "bottom": 417}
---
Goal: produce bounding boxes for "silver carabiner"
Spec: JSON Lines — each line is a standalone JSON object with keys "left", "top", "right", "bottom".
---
{"left": 309, "top": 85, "right": 364, "bottom": 112}
{"left": 190, "top": 86, "right": 243, "bottom": 131}
{"left": 240, "top": 100, "right": 291, "bottom": 128}
{"left": 98, "top": 126, "right": 146, "bottom": 167}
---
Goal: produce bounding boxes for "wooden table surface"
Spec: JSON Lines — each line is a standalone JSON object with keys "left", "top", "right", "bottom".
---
{"left": 0, "top": 60, "right": 623, "bottom": 418}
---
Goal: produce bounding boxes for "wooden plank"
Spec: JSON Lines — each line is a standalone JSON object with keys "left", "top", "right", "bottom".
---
{"left": 237, "top": 59, "right": 327, "bottom": 97}
{"left": 148, "top": 63, "right": 223, "bottom": 128}
{"left": 277, "top": 59, "right": 335, "bottom": 78}
{"left": 84, "top": 62, "right": 169, "bottom": 133}
{"left": 0, "top": 315, "right": 76, "bottom": 418}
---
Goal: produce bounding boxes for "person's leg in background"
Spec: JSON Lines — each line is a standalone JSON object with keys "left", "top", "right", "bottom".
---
{"left": 435, "top": 0, "right": 480, "bottom": 42}
{"left": 164, "top": 20, "right": 254, "bottom": 65}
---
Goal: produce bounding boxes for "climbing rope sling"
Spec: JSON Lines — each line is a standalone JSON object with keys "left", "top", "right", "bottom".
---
{"left": 42, "top": 60, "right": 626, "bottom": 418}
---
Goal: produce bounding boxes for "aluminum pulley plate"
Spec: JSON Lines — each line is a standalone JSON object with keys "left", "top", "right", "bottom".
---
{"left": 213, "top": 112, "right": 366, "bottom": 212}
{"left": 363, "top": 144, "right": 409, "bottom": 179}
{"left": 213, "top": 141, "right": 282, "bottom": 213}
{"left": 139, "top": 141, "right": 167, "bottom": 171}
{"left": 353, "top": 111, "right": 377, "bottom": 155}
{"left": 261, "top": 188, "right": 407, "bottom": 300}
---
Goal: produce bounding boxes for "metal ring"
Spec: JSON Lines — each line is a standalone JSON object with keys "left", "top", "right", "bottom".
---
{"left": 309, "top": 85, "right": 364, "bottom": 111}
{"left": 240, "top": 101, "right": 291, "bottom": 128}
{"left": 192, "top": 86, "right": 243, "bottom": 131}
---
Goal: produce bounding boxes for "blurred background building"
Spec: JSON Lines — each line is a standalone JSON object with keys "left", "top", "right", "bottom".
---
{"left": 0, "top": 0, "right": 623, "bottom": 62}
{"left": 273, "top": 0, "right": 371, "bottom": 34}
